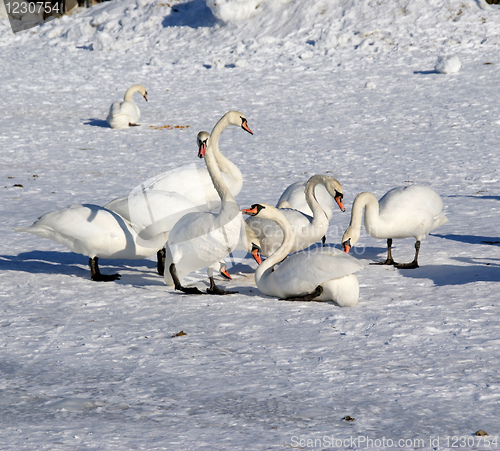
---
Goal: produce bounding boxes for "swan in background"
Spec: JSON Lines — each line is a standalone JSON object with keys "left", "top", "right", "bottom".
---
{"left": 164, "top": 128, "right": 248, "bottom": 295}
{"left": 106, "top": 84, "right": 148, "bottom": 129}
{"left": 341, "top": 185, "right": 449, "bottom": 268}
{"left": 242, "top": 203, "right": 365, "bottom": 306}
{"left": 245, "top": 174, "right": 345, "bottom": 257}
{"left": 105, "top": 189, "right": 202, "bottom": 275}
{"left": 277, "top": 177, "right": 336, "bottom": 220}
{"left": 14, "top": 204, "right": 166, "bottom": 281}
{"left": 144, "top": 111, "right": 252, "bottom": 210}
{"left": 105, "top": 130, "right": 260, "bottom": 273}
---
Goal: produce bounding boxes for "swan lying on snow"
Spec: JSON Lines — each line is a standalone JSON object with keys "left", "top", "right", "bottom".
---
{"left": 246, "top": 174, "right": 344, "bottom": 257}
{"left": 341, "top": 185, "right": 449, "bottom": 268}
{"left": 242, "top": 203, "right": 365, "bottom": 306}
{"left": 106, "top": 84, "right": 148, "bottom": 129}
{"left": 164, "top": 125, "right": 250, "bottom": 295}
{"left": 14, "top": 204, "right": 166, "bottom": 281}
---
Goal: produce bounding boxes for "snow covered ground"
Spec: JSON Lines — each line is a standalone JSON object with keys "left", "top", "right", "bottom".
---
{"left": 1, "top": 0, "right": 500, "bottom": 449}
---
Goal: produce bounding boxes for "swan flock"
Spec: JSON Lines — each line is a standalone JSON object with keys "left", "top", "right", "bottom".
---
{"left": 15, "top": 95, "right": 450, "bottom": 306}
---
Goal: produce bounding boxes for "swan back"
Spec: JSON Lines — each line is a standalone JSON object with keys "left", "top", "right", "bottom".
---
{"left": 342, "top": 185, "right": 449, "bottom": 248}
{"left": 15, "top": 204, "right": 164, "bottom": 260}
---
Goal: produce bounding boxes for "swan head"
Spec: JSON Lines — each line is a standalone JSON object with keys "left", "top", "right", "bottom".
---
{"left": 324, "top": 177, "right": 345, "bottom": 212}
{"left": 225, "top": 111, "right": 253, "bottom": 135}
{"left": 241, "top": 203, "right": 268, "bottom": 218}
{"left": 197, "top": 131, "right": 210, "bottom": 158}
{"left": 341, "top": 225, "right": 360, "bottom": 254}
{"left": 242, "top": 203, "right": 289, "bottom": 225}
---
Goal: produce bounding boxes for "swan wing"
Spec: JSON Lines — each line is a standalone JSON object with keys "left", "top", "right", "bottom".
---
{"left": 269, "top": 248, "right": 365, "bottom": 297}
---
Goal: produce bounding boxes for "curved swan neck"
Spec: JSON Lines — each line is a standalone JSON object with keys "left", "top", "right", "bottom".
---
{"left": 304, "top": 175, "right": 330, "bottom": 222}
{"left": 255, "top": 209, "right": 295, "bottom": 286}
{"left": 124, "top": 85, "right": 145, "bottom": 101}
{"left": 209, "top": 114, "right": 241, "bottom": 178}
{"left": 349, "top": 191, "right": 379, "bottom": 233}
{"left": 204, "top": 141, "right": 235, "bottom": 204}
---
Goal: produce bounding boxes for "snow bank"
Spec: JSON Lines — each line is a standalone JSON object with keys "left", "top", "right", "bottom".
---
{"left": 2, "top": 0, "right": 499, "bottom": 59}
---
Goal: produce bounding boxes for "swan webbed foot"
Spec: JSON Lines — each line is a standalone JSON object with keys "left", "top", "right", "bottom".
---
{"left": 280, "top": 285, "right": 323, "bottom": 302}
{"left": 129, "top": 122, "right": 140, "bottom": 127}
{"left": 89, "top": 257, "right": 120, "bottom": 282}
{"left": 207, "top": 277, "right": 238, "bottom": 295}
{"left": 370, "top": 258, "right": 397, "bottom": 266}
{"left": 179, "top": 286, "right": 205, "bottom": 295}
{"left": 157, "top": 249, "right": 166, "bottom": 276}
{"left": 394, "top": 240, "right": 420, "bottom": 269}
{"left": 206, "top": 286, "right": 238, "bottom": 295}
{"left": 91, "top": 272, "right": 121, "bottom": 282}
{"left": 169, "top": 263, "right": 204, "bottom": 294}
{"left": 394, "top": 261, "right": 419, "bottom": 269}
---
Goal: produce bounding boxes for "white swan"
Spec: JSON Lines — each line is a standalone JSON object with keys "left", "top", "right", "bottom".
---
{"left": 242, "top": 203, "right": 365, "bottom": 306}
{"left": 245, "top": 174, "right": 345, "bottom": 257}
{"left": 164, "top": 129, "right": 246, "bottom": 295}
{"left": 106, "top": 84, "right": 148, "bottom": 129}
{"left": 104, "top": 130, "right": 260, "bottom": 273}
{"left": 341, "top": 185, "right": 449, "bottom": 268}
{"left": 14, "top": 204, "right": 166, "bottom": 281}
{"left": 144, "top": 110, "right": 252, "bottom": 210}
{"left": 276, "top": 178, "right": 336, "bottom": 221}
{"left": 105, "top": 189, "right": 206, "bottom": 275}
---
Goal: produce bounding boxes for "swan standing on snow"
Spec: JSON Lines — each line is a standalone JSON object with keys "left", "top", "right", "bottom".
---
{"left": 245, "top": 174, "right": 345, "bottom": 257}
{"left": 164, "top": 129, "right": 249, "bottom": 295}
{"left": 341, "top": 185, "right": 449, "bottom": 268}
{"left": 106, "top": 84, "right": 148, "bottom": 129}
{"left": 14, "top": 204, "right": 167, "bottom": 281}
{"left": 242, "top": 204, "right": 365, "bottom": 306}
{"left": 105, "top": 189, "right": 205, "bottom": 275}
{"left": 144, "top": 110, "right": 252, "bottom": 210}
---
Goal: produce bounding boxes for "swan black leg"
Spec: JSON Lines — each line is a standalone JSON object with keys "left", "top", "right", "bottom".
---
{"left": 395, "top": 240, "right": 420, "bottom": 269}
{"left": 321, "top": 235, "right": 326, "bottom": 247}
{"left": 280, "top": 285, "right": 323, "bottom": 302}
{"left": 89, "top": 257, "right": 121, "bottom": 282}
{"left": 370, "top": 238, "right": 398, "bottom": 266}
{"left": 157, "top": 249, "right": 166, "bottom": 276}
{"left": 206, "top": 273, "right": 238, "bottom": 295}
{"left": 169, "top": 263, "right": 203, "bottom": 294}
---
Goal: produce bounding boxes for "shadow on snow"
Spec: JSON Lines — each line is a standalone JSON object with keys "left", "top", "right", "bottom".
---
{"left": 162, "top": 0, "right": 218, "bottom": 29}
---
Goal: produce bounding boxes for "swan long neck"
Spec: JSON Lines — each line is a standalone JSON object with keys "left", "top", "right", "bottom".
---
{"left": 204, "top": 140, "right": 235, "bottom": 205}
{"left": 209, "top": 115, "right": 242, "bottom": 178}
{"left": 255, "top": 209, "right": 295, "bottom": 287}
{"left": 124, "top": 86, "right": 139, "bottom": 101}
{"left": 304, "top": 175, "right": 330, "bottom": 223}
{"left": 348, "top": 192, "right": 380, "bottom": 241}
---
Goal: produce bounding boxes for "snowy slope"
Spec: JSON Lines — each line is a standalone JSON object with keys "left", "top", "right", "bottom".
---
{"left": 1, "top": 0, "right": 500, "bottom": 449}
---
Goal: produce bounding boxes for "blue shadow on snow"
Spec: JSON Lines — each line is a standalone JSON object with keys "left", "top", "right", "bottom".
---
{"left": 162, "top": 0, "right": 218, "bottom": 29}
{"left": 0, "top": 250, "right": 158, "bottom": 284}
{"left": 84, "top": 118, "right": 110, "bottom": 128}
